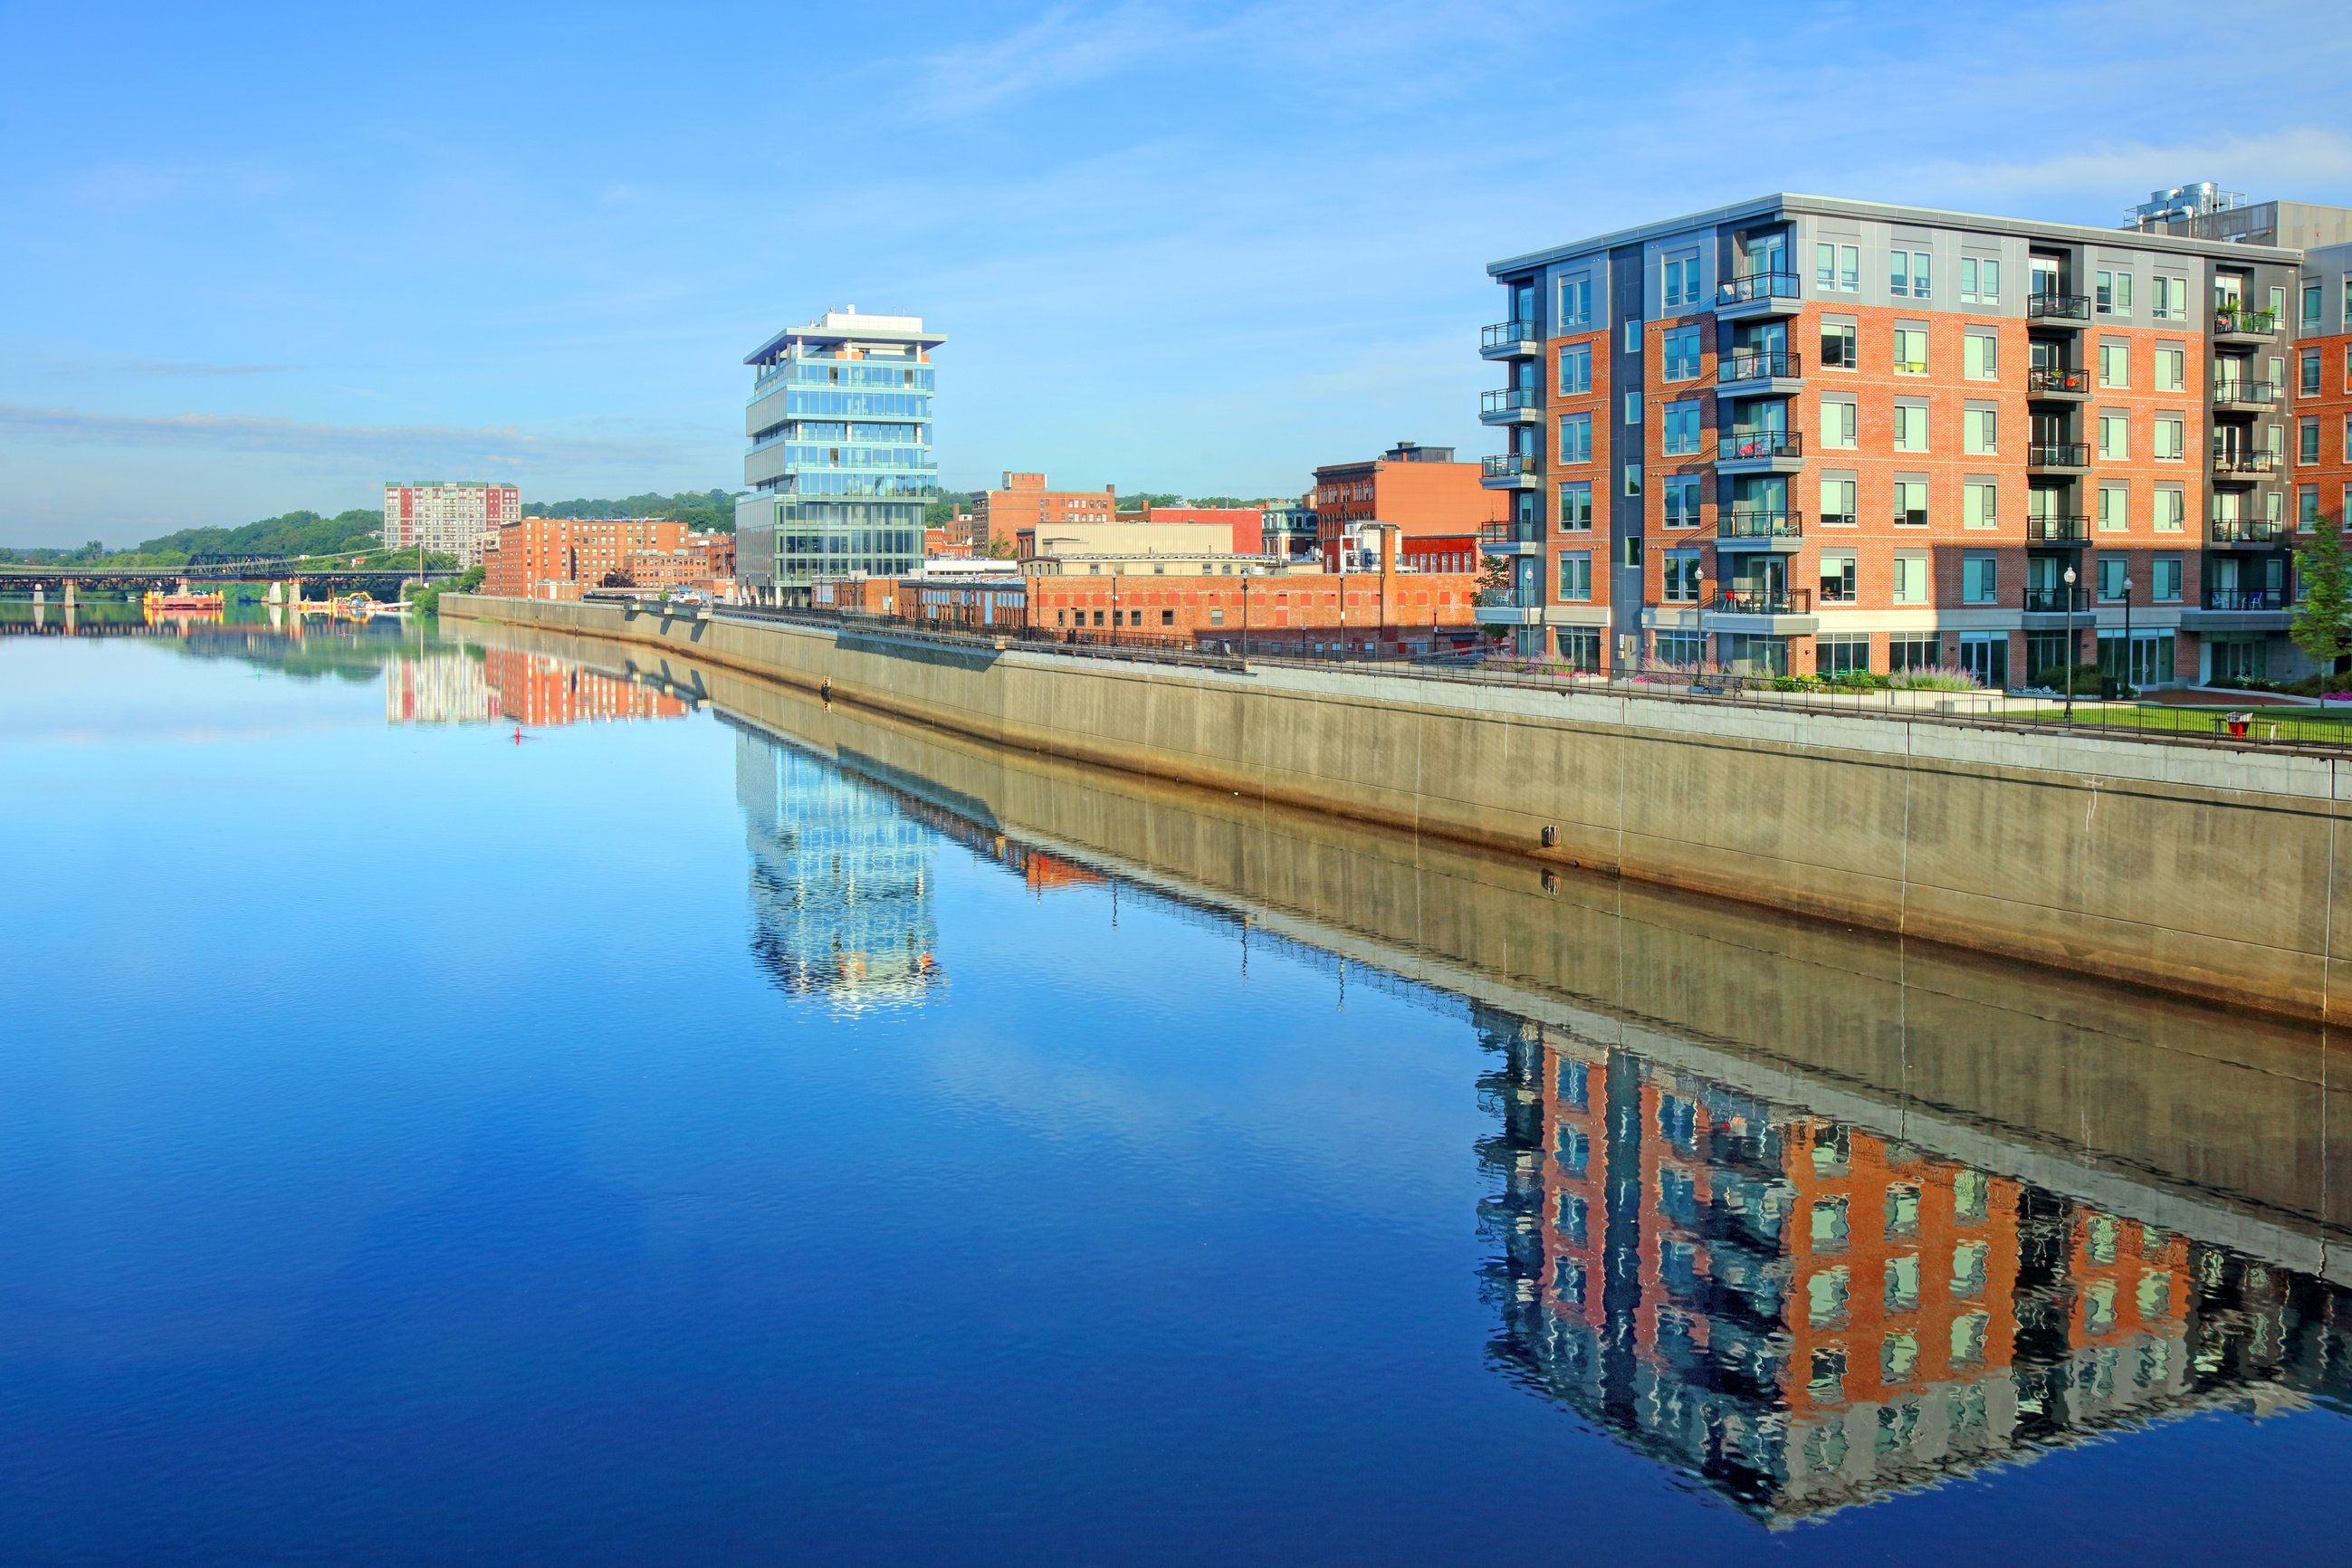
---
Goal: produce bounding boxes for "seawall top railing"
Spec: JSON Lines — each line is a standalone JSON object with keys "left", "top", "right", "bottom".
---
{"left": 546, "top": 598, "right": 2352, "bottom": 759}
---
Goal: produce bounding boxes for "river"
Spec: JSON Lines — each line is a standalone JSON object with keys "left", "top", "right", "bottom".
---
{"left": 3, "top": 617, "right": 2347, "bottom": 1564}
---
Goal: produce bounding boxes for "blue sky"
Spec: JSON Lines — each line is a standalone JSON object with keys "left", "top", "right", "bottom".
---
{"left": 4, "top": 0, "right": 2349, "bottom": 545}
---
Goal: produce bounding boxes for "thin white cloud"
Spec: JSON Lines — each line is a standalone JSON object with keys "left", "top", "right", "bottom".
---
{"left": 913, "top": 3, "right": 1187, "bottom": 120}
{"left": 130, "top": 362, "right": 299, "bottom": 377}
{"left": 0, "top": 404, "right": 685, "bottom": 470}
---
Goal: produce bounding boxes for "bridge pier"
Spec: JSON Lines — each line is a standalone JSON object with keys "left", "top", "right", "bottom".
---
{"left": 63, "top": 579, "right": 76, "bottom": 608}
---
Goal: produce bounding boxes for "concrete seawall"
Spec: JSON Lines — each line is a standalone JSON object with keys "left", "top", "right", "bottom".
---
{"left": 443, "top": 593, "right": 2352, "bottom": 1021}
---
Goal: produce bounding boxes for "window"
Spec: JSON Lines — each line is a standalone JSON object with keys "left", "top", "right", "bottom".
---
{"left": 1893, "top": 326, "right": 1928, "bottom": 375}
{"left": 2096, "top": 269, "right": 2133, "bottom": 316}
{"left": 1816, "top": 242, "right": 1860, "bottom": 292}
{"left": 1820, "top": 319, "right": 1858, "bottom": 368}
{"left": 1557, "top": 343, "right": 1592, "bottom": 395}
{"left": 2304, "top": 282, "right": 2324, "bottom": 328}
{"left": 1818, "top": 634, "right": 1869, "bottom": 677}
{"left": 1960, "top": 254, "right": 2001, "bottom": 303}
{"left": 1558, "top": 481, "right": 1592, "bottom": 529}
{"left": 1808, "top": 1267, "right": 1850, "bottom": 1327}
{"left": 1964, "top": 332, "right": 1998, "bottom": 380}
{"left": 1812, "top": 1198, "right": 1851, "bottom": 1250}
{"left": 2099, "top": 339, "right": 2129, "bottom": 387}
{"left": 1558, "top": 551, "right": 1592, "bottom": 600}
{"left": 1622, "top": 319, "right": 1642, "bottom": 353}
{"left": 2271, "top": 284, "right": 2289, "bottom": 322}
{"left": 2303, "top": 349, "right": 2323, "bottom": 397}
{"left": 1621, "top": 536, "right": 1643, "bottom": 568}
{"left": 2098, "top": 556, "right": 2127, "bottom": 600}
{"left": 1893, "top": 554, "right": 1928, "bottom": 604}
{"left": 2099, "top": 410, "right": 2130, "bottom": 460}
{"left": 2154, "top": 556, "right": 2183, "bottom": 602}
{"left": 1964, "top": 406, "right": 1997, "bottom": 454}
{"left": 1662, "top": 473, "right": 1701, "bottom": 527}
{"left": 2098, "top": 483, "right": 2129, "bottom": 531}
{"left": 1894, "top": 478, "right": 1929, "bottom": 526}
{"left": 1559, "top": 274, "right": 1592, "bottom": 328}
{"left": 1890, "top": 633, "right": 1939, "bottom": 670}
{"left": 1623, "top": 464, "right": 1642, "bottom": 497}
{"left": 1963, "top": 553, "right": 1997, "bottom": 604}
{"left": 2302, "top": 484, "right": 2323, "bottom": 527}
{"left": 2156, "top": 485, "right": 2185, "bottom": 532}
{"left": 1820, "top": 552, "right": 1858, "bottom": 604}
{"left": 1820, "top": 475, "right": 1858, "bottom": 526}
{"left": 1891, "top": 249, "right": 1931, "bottom": 299}
{"left": 1662, "top": 399, "right": 1701, "bottom": 454}
{"left": 1894, "top": 401, "right": 1928, "bottom": 452}
{"left": 1559, "top": 412, "right": 1592, "bottom": 464}
{"left": 1964, "top": 480, "right": 1998, "bottom": 529}
{"left": 1663, "top": 550, "right": 1701, "bottom": 602}
{"left": 1663, "top": 253, "right": 1701, "bottom": 310}
{"left": 1662, "top": 326, "right": 1702, "bottom": 380}
{"left": 2154, "top": 414, "right": 2185, "bottom": 461}
{"left": 1820, "top": 395, "right": 1858, "bottom": 449}
{"left": 2152, "top": 273, "right": 2188, "bottom": 320}
{"left": 2156, "top": 343, "right": 2185, "bottom": 391}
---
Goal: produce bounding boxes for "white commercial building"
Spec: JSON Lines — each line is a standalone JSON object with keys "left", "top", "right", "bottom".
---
{"left": 383, "top": 482, "right": 521, "bottom": 567}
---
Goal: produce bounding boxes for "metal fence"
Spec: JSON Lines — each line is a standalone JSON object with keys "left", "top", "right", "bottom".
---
{"left": 695, "top": 602, "right": 2352, "bottom": 756}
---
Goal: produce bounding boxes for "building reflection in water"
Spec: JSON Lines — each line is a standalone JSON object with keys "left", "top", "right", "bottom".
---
{"left": 481, "top": 649, "right": 690, "bottom": 727}
{"left": 384, "top": 652, "right": 502, "bottom": 724}
{"left": 1476, "top": 1011, "right": 2352, "bottom": 1525}
{"left": 734, "top": 727, "right": 942, "bottom": 1009}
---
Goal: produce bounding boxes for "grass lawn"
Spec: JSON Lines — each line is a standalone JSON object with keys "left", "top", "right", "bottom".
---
{"left": 2001, "top": 703, "right": 2352, "bottom": 743}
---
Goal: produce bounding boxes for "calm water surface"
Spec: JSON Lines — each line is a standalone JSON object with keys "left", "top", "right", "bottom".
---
{"left": 3, "top": 618, "right": 2348, "bottom": 1565}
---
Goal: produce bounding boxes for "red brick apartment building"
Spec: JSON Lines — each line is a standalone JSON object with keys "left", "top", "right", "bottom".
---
{"left": 1140, "top": 505, "right": 1265, "bottom": 555}
{"left": 484, "top": 518, "right": 732, "bottom": 598}
{"left": 1478, "top": 187, "right": 2352, "bottom": 686}
{"left": 1312, "top": 441, "right": 1506, "bottom": 572}
{"left": 970, "top": 472, "right": 1117, "bottom": 552}
{"left": 482, "top": 649, "right": 690, "bottom": 726}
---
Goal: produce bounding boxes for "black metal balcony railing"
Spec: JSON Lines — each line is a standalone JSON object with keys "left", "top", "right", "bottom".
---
{"left": 2213, "top": 306, "right": 2280, "bottom": 335}
{"left": 1707, "top": 586, "right": 1812, "bottom": 616}
{"left": 1477, "top": 521, "right": 1544, "bottom": 547}
{"left": 2026, "top": 365, "right": 2090, "bottom": 396}
{"left": 1717, "top": 349, "right": 1802, "bottom": 383}
{"left": 2024, "top": 587, "right": 2089, "bottom": 613}
{"left": 2028, "top": 292, "right": 2092, "bottom": 322}
{"left": 1718, "top": 510, "right": 1803, "bottom": 540}
{"left": 1482, "top": 320, "right": 1539, "bottom": 351}
{"left": 1717, "top": 271, "right": 1802, "bottom": 305}
{"left": 1719, "top": 429, "right": 1802, "bottom": 461}
{"left": 2028, "top": 442, "right": 2090, "bottom": 467}
{"left": 2212, "top": 448, "right": 2281, "bottom": 475}
{"left": 2210, "top": 519, "right": 2282, "bottom": 544}
{"left": 1481, "top": 387, "right": 1541, "bottom": 416}
{"left": 2212, "top": 379, "right": 2278, "bottom": 405}
{"left": 2208, "top": 588, "right": 2285, "bottom": 610}
{"left": 1483, "top": 452, "right": 1539, "bottom": 479}
{"left": 2023, "top": 514, "right": 2092, "bottom": 543}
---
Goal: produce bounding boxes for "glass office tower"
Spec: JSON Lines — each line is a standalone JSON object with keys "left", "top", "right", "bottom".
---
{"left": 736, "top": 308, "right": 942, "bottom": 601}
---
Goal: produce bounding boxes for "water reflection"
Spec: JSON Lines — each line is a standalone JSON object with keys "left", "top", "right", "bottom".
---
{"left": 699, "top": 652, "right": 2352, "bottom": 1525}
{"left": 1475, "top": 1014, "right": 2349, "bottom": 1522}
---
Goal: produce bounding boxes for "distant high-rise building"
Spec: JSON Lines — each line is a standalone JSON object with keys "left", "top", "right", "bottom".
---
{"left": 382, "top": 481, "right": 519, "bottom": 567}
{"left": 736, "top": 308, "right": 942, "bottom": 602}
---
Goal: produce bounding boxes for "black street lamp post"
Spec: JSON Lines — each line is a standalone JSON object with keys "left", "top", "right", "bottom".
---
{"left": 2062, "top": 564, "right": 2080, "bottom": 721}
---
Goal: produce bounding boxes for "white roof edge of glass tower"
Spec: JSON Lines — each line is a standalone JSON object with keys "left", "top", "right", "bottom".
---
{"left": 744, "top": 308, "right": 947, "bottom": 365}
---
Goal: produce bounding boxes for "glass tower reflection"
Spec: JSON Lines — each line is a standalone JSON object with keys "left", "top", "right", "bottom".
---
{"left": 1477, "top": 1009, "right": 2352, "bottom": 1525}
{"left": 734, "top": 728, "right": 941, "bottom": 1009}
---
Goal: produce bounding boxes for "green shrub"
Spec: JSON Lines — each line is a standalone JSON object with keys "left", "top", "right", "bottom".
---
{"left": 2028, "top": 662, "right": 2108, "bottom": 694}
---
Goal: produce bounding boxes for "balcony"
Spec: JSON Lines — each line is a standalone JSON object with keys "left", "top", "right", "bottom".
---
{"left": 1704, "top": 585, "right": 1816, "bottom": 631}
{"left": 1716, "top": 428, "right": 1803, "bottom": 474}
{"left": 1481, "top": 320, "right": 1544, "bottom": 359}
{"left": 1478, "top": 521, "right": 1544, "bottom": 555}
{"left": 1480, "top": 387, "right": 1544, "bottom": 424}
{"left": 2026, "top": 441, "right": 2091, "bottom": 474}
{"left": 1716, "top": 349, "right": 1803, "bottom": 396}
{"left": 1474, "top": 588, "right": 1546, "bottom": 626}
{"left": 2210, "top": 519, "right": 2283, "bottom": 545}
{"left": 2022, "top": 514, "right": 2092, "bottom": 545}
{"left": 1716, "top": 271, "right": 1802, "bottom": 319}
{"left": 2026, "top": 365, "right": 2091, "bottom": 399}
{"left": 2212, "top": 306, "right": 2280, "bottom": 344}
{"left": 2211, "top": 378, "right": 2279, "bottom": 411}
{"left": 1481, "top": 452, "right": 1544, "bottom": 489}
{"left": 2212, "top": 447, "right": 2281, "bottom": 478}
{"left": 2207, "top": 588, "right": 2286, "bottom": 611}
{"left": 2023, "top": 587, "right": 2089, "bottom": 614}
{"left": 1716, "top": 509, "right": 1804, "bottom": 550}
{"left": 2027, "top": 292, "right": 2092, "bottom": 324}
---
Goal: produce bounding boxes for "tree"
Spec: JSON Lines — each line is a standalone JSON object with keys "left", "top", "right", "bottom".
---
{"left": 2291, "top": 512, "right": 2352, "bottom": 674}
{"left": 924, "top": 499, "right": 957, "bottom": 527}
{"left": 600, "top": 569, "right": 637, "bottom": 588}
